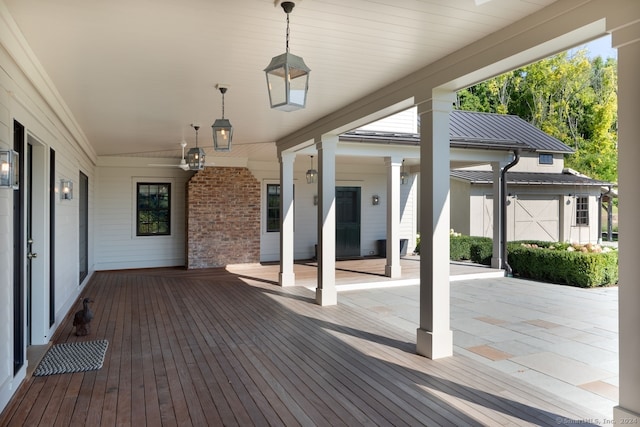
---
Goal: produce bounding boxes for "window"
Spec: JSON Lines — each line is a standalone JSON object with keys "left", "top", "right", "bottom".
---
{"left": 539, "top": 153, "right": 554, "bottom": 165}
{"left": 266, "top": 184, "right": 280, "bottom": 232}
{"left": 137, "top": 183, "right": 171, "bottom": 236}
{"left": 576, "top": 196, "right": 589, "bottom": 226}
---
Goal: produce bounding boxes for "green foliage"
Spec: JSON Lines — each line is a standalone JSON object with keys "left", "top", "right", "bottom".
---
{"left": 507, "top": 243, "right": 618, "bottom": 288}
{"left": 456, "top": 50, "right": 618, "bottom": 183}
{"left": 450, "top": 235, "right": 492, "bottom": 265}
{"left": 469, "top": 239, "right": 493, "bottom": 265}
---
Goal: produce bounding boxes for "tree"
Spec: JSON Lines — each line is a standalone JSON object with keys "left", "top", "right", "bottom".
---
{"left": 457, "top": 50, "right": 618, "bottom": 183}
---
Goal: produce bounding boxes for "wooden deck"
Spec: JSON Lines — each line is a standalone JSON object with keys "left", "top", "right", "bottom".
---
{"left": 1, "top": 260, "right": 602, "bottom": 426}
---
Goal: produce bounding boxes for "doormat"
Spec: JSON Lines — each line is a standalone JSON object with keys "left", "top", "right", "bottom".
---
{"left": 33, "top": 340, "right": 108, "bottom": 376}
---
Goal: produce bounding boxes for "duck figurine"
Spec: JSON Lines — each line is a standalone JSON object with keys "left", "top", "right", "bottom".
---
{"left": 73, "top": 297, "right": 94, "bottom": 336}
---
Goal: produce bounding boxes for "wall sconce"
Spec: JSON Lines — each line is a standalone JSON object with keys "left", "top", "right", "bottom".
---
{"left": 400, "top": 159, "right": 409, "bottom": 185}
{"left": 372, "top": 195, "right": 380, "bottom": 205}
{"left": 60, "top": 179, "right": 73, "bottom": 200}
{"left": 0, "top": 149, "right": 19, "bottom": 189}
{"left": 306, "top": 155, "right": 317, "bottom": 184}
{"left": 264, "top": 1, "right": 310, "bottom": 111}
{"left": 212, "top": 84, "right": 233, "bottom": 151}
{"left": 313, "top": 195, "right": 318, "bottom": 206}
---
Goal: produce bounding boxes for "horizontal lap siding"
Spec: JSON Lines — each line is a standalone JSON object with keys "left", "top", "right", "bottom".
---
{"left": 95, "top": 167, "right": 189, "bottom": 270}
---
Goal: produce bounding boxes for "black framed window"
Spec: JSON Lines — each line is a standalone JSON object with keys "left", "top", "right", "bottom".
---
{"left": 539, "top": 153, "right": 554, "bottom": 165}
{"left": 137, "top": 183, "right": 171, "bottom": 236}
{"left": 575, "top": 196, "right": 589, "bottom": 226}
{"left": 266, "top": 184, "right": 280, "bottom": 232}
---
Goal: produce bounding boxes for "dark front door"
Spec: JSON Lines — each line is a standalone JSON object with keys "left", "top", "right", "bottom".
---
{"left": 13, "top": 121, "right": 25, "bottom": 374}
{"left": 336, "top": 187, "right": 361, "bottom": 258}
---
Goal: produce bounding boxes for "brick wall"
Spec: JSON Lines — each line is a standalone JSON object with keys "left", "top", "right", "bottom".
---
{"left": 186, "top": 167, "right": 261, "bottom": 268}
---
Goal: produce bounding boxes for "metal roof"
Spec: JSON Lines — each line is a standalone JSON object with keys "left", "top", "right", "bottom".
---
{"left": 341, "top": 110, "right": 574, "bottom": 154}
{"left": 450, "top": 170, "right": 611, "bottom": 186}
{"left": 450, "top": 110, "right": 574, "bottom": 154}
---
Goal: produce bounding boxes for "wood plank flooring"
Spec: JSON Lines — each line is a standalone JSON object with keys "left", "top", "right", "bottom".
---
{"left": 1, "top": 263, "right": 602, "bottom": 426}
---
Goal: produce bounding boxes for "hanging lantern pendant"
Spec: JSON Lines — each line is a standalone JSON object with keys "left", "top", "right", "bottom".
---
{"left": 264, "top": 1, "right": 310, "bottom": 112}
{"left": 212, "top": 85, "right": 233, "bottom": 152}
{"left": 187, "top": 124, "right": 206, "bottom": 170}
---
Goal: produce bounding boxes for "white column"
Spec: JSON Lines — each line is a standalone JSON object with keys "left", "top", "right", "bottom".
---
{"left": 385, "top": 156, "right": 402, "bottom": 278}
{"left": 416, "top": 89, "right": 455, "bottom": 359}
{"left": 491, "top": 162, "right": 503, "bottom": 269}
{"left": 316, "top": 135, "right": 338, "bottom": 306}
{"left": 278, "top": 151, "right": 296, "bottom": 286}
{"left": 613, "top": 21, "right": 640, "bottom": 423}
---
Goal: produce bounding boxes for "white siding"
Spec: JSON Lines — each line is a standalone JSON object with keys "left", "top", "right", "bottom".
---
{"left": 0, "top": 43, "right": 97, "bottom": 410}
{"left": 94, "top": 158, "right": 191, "bottom": 270}
{"left": 0, "top": 81, "right": 13, "bottom": 410}
{"left": 450, "top": 178, "right": 471, "bottom": 235}
{"left": 359, "top": 107, "right": 418, "bottom": 134}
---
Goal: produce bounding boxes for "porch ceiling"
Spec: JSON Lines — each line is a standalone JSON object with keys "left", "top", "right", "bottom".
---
{"left": 3, "top": 0, "right": 559, "bottom": 160}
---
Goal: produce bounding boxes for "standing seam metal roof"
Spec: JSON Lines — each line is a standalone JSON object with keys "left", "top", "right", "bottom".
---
{"left": 449, "top": 110, "right": 574, "bottom": 153}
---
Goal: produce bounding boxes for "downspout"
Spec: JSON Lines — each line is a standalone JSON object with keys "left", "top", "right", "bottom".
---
{"left": 501, "top": 150, "right": 520, "bottom": 276}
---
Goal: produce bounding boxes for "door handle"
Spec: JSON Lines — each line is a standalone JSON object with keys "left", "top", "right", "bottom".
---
{"left": 27, "top": 252, "right": 38, "bottom": 259}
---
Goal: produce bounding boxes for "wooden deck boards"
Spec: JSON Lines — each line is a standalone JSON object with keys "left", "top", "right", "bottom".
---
{"left": 1, "top": 263, "right": 602, "bottom": 426}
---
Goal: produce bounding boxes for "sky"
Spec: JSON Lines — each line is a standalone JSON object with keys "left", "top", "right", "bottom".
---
{"left": 570, "top": 34, "right": 617, "bottom": 59}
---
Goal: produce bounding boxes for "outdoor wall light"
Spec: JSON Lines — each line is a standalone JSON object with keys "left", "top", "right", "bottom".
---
{"left": 264, "top": 1, "right": 310, "bottom": 111}
{"left": 0, "top": 149, "right": 19, "bottom": 189}
{"left": 60, "top": 179, "right": 73, "bottom": 200}
{"left": 372, "top": 195, "right": 380, "bottom": 205}
{"left": 400, "top": 160, "right": 409, "bottom": 185}
{"left": 212, "top": 84, "right": 233, "bottom": 151}
{"left": 313, "top": 195, "right": 318, "bottom": 206}
{"left": 187, "top": 124, "right": 206, "bottom": 170}
{"left": 306, "top": 155, "right": 317, "bottom": 184}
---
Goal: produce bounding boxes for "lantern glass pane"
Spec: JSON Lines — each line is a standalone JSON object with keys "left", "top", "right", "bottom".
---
{"left": 266, "top": 69, "right": 286, "bottom": 107}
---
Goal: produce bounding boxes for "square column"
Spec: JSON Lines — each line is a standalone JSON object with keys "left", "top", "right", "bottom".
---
{"left": 385, "top": 156, "right": 402, "bottom": 278}
{"left": 416, "top": 90, "right": 455, "bottom": 359}
{"left": 279, "top": 151, "right": 296, "bottom": 286}
{"left": 613, "top": 21, "right": 640, "bottom": 423}
{"left": 316, "top": 135, "right": 338, "bottom": 306}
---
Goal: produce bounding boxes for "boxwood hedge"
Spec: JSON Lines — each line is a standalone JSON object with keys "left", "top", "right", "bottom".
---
{"left": 447, "top": 235, "right": 618, "bottom": 287}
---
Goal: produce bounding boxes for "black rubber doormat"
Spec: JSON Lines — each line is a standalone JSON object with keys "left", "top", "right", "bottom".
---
{"left": 33, "top": 340, "right": 109, "bottom": 376}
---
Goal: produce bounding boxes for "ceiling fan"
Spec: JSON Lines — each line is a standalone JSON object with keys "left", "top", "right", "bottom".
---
{"left": 148, "top": 141, "right": 190, "bottom": 170}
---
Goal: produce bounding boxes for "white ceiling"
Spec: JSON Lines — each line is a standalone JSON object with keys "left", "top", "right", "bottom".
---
{"left": 4, "top": 0, "right": 557, "bottom": 159}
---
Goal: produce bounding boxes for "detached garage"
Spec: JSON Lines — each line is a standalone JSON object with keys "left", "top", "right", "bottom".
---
{"left": 452, "top": 168, "right": 609, "bottom": 245}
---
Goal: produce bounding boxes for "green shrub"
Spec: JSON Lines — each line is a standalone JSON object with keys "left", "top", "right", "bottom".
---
{"left": 507, "top": 243, "right": 618, "bottom": 287}
{"left": 450, "top": 235, "right": 492, "bottom": 265}
{"left": 470, "top": 239, "right": 493, "bottom": 265}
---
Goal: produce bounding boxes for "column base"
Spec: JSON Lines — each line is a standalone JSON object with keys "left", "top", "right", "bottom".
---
{"left": 316, "top": 287, "right": 337, "bottom": 306}
{"left": 416, "top": 328, "right": 453, "bottom": 359}
{"left": 491, "top": 257, "right": 502, "bottom": 269}
{"left": 614, "top": 406, "right": 640, "bottom": 424}
{"left": 385, "top": 264, "right": 402, "bottom": 278}
{"left": 279, "top": 272, "right": 295, "bottom": 287}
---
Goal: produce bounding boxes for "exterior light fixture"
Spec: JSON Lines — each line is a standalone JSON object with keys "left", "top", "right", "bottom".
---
{"left": 306, "top": 155, "right": 317, "bottom": 184}
{"left": 264, "top": 1, "right": 310, "bottom": 112}
{"left": 372, "top": 195, "right": 380, "bottom": 205}
{"left": 0, "top": 149, "right": 19, "bottom": 189}
{"left": 60, "top": 179, "right": 73, "bottom": 200}
{"left": 187, "top": 124, "right": 206, "bottom": 170}
{"left": 212, "top": 85, "right": 233, "bottom": 151}
{"left": 400, "top": 159, "right": 409, "bottom": 185}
